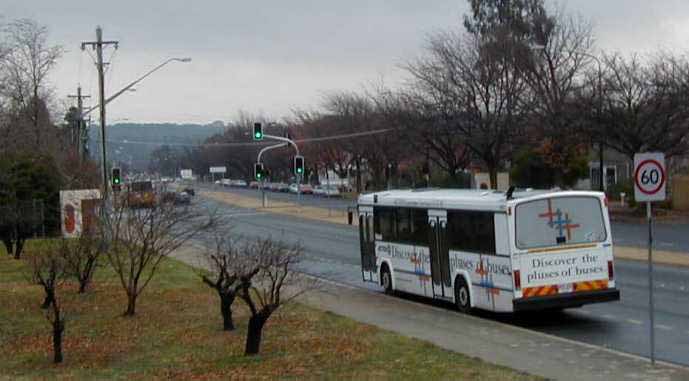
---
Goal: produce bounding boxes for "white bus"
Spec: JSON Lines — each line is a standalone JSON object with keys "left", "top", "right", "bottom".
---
{"left": 357, "top": 188, "right": 620, "bottom": 313}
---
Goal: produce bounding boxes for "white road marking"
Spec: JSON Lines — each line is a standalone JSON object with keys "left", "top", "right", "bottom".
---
{"left": 655, "top": 324, "right": 673, "bottom": 331}
{"left": 626, "top": 319, "right": 643, "bottom": 325}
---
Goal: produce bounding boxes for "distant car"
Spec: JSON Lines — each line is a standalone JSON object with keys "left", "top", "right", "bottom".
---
{"left": 313, "top": 185, "right": 325, "bottom": 196}
{"left": 249, "top": 181, "right": 260, "bottom": 189}
{"left": 214, "top": 180, "right": 222, "bottom": 185}
{"left": 289, "top": 183, "right": 299, "bottom": 194}
{"left": 300, "top": 184, "right": 313, "bottom": 194}
{"left": 235, "top": 180, "right": 248, "bottom": 187}
{"left": 276, "top": 182, "right": 290, "bottom": 192}
{"left": 221, "top": 179, "right": 231, "bottom": 187}
{"left": 322, "top": 185, "right": 341, "bottom": 197}
{"left": 182, "top": 187, "right": 195, "bottom": 196}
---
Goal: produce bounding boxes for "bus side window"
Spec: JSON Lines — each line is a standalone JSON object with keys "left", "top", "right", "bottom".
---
{"left": 396, "top": 208, "right": 412, "bottom": 242}
{"left": 375, "top": 207, "right": 396, "bottom": 242}
{"left": 448, "top": 211, "right": 496, "bottom": 254}
{"left": 411, "top": 209, "right": 428, "bottom": 244}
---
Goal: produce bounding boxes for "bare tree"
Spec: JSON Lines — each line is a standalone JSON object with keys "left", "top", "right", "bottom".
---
{"left": 1, "top": 19, "right": 62, "bottom": 149}
{"left": 240, "top": 238, "right": 312, "bottom": 356}
{"left": 601, "top": 52, "right": 689, "bottom": 160}
{"left": 25, "top": 241, "right": 66, "bottom": 363}
{"left": 200, "top": 236, "right": 261, "bottom": 331}
{"left": 406, "top": 28, "right": 529, "bottom": 188}
{"left": 62, "top": 232, "right": 102, "bottom": 293}
{"left": 102, "top": 194, "right": 215, "bottom": 316}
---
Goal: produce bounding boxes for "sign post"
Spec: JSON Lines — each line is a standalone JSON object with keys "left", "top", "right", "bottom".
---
{"left": 633, "top": 152, "right": 666, "bottom": 366}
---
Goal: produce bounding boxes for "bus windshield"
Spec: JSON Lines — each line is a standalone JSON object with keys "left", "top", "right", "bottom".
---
{"left": 515, "top": 196, "right": 607, "bottom": 250}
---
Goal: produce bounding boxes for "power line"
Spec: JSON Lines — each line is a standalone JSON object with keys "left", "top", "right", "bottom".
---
{"left": 103, "top": 128, "right": 392, "bottom": 148}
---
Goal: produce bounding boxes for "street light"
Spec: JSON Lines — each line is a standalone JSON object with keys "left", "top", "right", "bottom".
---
{"left": 531, "top": 44, "right": 605, "bottom": 191}
{"left": 82, "top": 57, "right": 192, "bottom": 117}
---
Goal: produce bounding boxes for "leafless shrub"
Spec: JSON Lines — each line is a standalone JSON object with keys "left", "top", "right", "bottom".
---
{"left": 101, "top": 195, "right": 215, "bottom": 316}
{"left": 239, "top": 238, "right": 315, "bottom": 356}
{"left": 25, "top": 241, "right": 66, "bottom": 363}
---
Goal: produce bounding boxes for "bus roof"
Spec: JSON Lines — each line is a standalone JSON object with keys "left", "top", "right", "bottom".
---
{"left": 357, "top": 188, "right": 604, "bottom": 212}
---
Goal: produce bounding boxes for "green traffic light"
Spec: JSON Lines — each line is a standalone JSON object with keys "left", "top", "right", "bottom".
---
{"left": 254, "top": 132, "right": 262, "bottom": 139}
{"left": 113, "top": 178, "right": 120, "bottom": 184}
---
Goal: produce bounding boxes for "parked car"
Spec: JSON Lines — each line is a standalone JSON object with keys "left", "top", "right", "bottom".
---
{"left": 313, "top": 185, "right": 325, "bottom": 196}
{"left": 300, "top": 184, "right": 313, "bottom": 194}
{"left": 235, "top": 179, "right": 248, "bottom": 187}
{"left": 322, "top": 185, "right": 341, "bottom": 197}
{"left": 288, "top": 183, "right": 299, "bottom": 194}
{"left": 249, "top": 181, "right": 260, "bottom": 189}
{"left": 276, "top": 182, "right": 290, "bottom": 192}
{"left": 221, "top": 179, "right": 231, "bottom": 187}
{"left": 269, "top": 182, "right": 281, "bottom": 192}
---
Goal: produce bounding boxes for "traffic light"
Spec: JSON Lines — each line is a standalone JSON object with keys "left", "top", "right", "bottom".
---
{"left": 254, "top": 162, "right": 264, "bottom": 180}
{"left": 294, "top": 155, "right": 304, "bottom": 176}
{"left": 112, "top": 167, "right": 121, "bottom": 185}
{"left": 253, "top": 122, "right": 263, "bottom": 140}
{"left": 111, "top": 167, "right": 122, "bottom": 192}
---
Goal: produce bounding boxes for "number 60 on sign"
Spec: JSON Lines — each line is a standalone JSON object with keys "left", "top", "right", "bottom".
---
{"left": 634, "top": 152, "right": 666, "bottom": 202}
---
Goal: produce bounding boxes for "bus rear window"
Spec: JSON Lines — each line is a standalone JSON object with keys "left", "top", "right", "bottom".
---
{"left": 515, "top": 196, "right": 607, "bottom": 250}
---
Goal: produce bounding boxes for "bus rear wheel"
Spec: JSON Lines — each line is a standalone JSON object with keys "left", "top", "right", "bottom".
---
{"left": 454, "top": 277, "right": 471, "bottom": 313}
{"left": 381, "top": 266, "right": 393, "bottom": 295}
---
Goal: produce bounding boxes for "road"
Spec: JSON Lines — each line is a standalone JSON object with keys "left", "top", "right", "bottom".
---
{"left": 194, "top": 193, "right": 689, "bottom": 366}
{"left": 209, "top": 184, "right": 689, "bottom": 253}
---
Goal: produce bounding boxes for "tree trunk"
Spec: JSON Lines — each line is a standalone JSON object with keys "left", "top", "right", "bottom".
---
{"left": 488, "top": 165, "right": 498, "bottom": 190}
{"left": 41, "top": 288, "right": 54, "bottom": 309}
{"left": 13, "top": 238, "right": 24, "bottom": 260}
{"left": 244, "top": 314, "right": 268, "bottom": 355}
{"left": 52, "top": 319, "right": 64, "bottom": 363}
{"left": 78, "top": 280, "right": 88, "bottom": 294}
{"left": 2, "top": 239, "right": 13, "bottom": 257}
{"left": 220, "top": 294, "right": 235, "bottom": 331}
{"left": 124, "top": 293, "right": 137, "bottom": 316}
{"left": 355, "top": 158, "right": 362, "bottom": 194}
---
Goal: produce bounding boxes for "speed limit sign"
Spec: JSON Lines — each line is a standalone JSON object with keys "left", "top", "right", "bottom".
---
{"left": 634, "top": 152, "right": 666, "bottom": 202}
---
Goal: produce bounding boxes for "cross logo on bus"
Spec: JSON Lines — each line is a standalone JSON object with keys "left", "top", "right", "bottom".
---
{"left": 539, "top": 200, "right": 581, "bottom": 242}
{"left": 551, "top": 209, "right": 581, "bottom": 241}
{"left": 538, "top": 199, "right": 557, "bottom": 227}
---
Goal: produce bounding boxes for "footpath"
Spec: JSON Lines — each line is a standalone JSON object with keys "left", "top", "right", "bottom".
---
{"left": 172, "top": 244, "right": 689, "bottom": 381}
{"left": 202, "top": 190, "right": 689, "bottom": 267}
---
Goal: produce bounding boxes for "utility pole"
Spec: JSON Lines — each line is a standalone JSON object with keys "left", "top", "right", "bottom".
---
{"left": 67, "top": 86, "right": 91, "bottom": 160}
{"left": 82, "top": 26, "right": 118, "bottom": 199}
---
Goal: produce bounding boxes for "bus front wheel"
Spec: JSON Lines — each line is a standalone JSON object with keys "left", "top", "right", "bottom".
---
{"left": 381, "top": 266, "right": 393, "bottom": 295}
{"left": 454, "top": 277, "right": 471, "bottom": 313}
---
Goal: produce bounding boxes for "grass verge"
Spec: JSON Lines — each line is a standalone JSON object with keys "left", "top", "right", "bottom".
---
{"left": 0, "top": 239, "right": 540, "bottom": 380}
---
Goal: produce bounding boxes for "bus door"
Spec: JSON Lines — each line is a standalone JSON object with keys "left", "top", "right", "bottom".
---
{"left": 428, "top": 210, "right": 452, "bottom": 298}
{"left": 359, "top": 207, "right": 377, "bottom": 283}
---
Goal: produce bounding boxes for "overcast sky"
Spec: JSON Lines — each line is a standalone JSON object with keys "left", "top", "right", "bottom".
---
{"left": 3, "top": 0, "right": 689, "bottom": 124}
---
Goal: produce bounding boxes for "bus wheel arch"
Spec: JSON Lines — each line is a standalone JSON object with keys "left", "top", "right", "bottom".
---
{"left": 454, "top": 273, "right": 473, "bottom": 313}
{"left": 380, "top": 261, "right": 394, "bottom": 294}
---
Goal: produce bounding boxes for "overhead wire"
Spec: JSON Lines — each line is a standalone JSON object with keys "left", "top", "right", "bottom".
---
{"left": 103, "top": 128, "right": 392, "bottom": 148}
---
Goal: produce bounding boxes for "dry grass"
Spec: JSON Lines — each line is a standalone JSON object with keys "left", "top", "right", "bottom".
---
{"left": 0, "top": 240, "right": 540, "bottom": 380}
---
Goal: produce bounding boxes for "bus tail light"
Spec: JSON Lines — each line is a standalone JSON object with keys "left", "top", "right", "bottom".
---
{"left": 607, "top": 260, "right": 614, "bottom": 280}
{"left": 514, "top": 270, "right": 521, "bottom": 290}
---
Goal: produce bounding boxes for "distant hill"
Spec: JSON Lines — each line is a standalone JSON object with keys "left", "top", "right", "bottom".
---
{"left": 88, "top": 122, "right": 226, "bottom": 171}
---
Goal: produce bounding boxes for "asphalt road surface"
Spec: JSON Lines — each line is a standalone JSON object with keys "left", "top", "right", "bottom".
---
{"left": 209, "top": 185, "right": 689, "bottom": 253}
{"left": 194, "top": 194, "right": 689, "bottom": 366}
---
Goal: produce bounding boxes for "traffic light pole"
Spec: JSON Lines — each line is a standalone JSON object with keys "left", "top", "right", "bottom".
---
{"left": 257, "top": 142, "right": 288, "bottom": 208}
{"left": 256, "top": 134, "right": 302, "bottom": 207}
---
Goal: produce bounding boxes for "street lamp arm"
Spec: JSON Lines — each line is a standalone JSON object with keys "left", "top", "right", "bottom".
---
{"left": 263, "top": 134, "right": 300, "bottom": 156}
{"left": 82, "top": 57, "right": 191, "bottom": 117}
{"left": 257, "top": 142, "right": 289, "bottom": 163}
